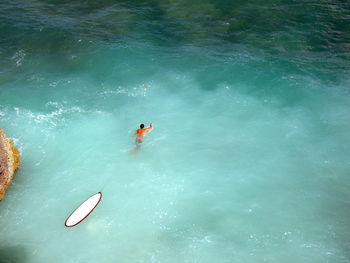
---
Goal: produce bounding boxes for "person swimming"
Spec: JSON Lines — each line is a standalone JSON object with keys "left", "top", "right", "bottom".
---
{"left": 135, "top": 123, "right": 152, "bottom": 149}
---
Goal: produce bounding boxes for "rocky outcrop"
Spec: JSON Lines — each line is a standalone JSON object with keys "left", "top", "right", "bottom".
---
{"left": 0, "top": 128, "right": 20, "bottom": 201}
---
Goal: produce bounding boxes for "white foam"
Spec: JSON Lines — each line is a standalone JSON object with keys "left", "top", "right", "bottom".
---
{"left": 11, "top": 49, "right": 26, "bottom": 66}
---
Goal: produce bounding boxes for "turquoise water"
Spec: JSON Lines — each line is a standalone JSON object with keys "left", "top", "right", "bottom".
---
{"left": 1, "top": 0, "right": 350, "bottom": 262}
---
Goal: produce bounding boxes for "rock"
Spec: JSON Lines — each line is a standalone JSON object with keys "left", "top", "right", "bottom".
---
{"left": 0, "top": 128, "right": 20, "bottom": 201}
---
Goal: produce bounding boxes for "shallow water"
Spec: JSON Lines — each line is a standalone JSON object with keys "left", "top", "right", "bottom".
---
{"left": 1, "top": 1, "right": 350, "bottom": 262}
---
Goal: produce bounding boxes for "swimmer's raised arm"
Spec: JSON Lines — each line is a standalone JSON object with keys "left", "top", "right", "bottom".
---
{"left": 144, "top": 123, "right": 152, "bottom": 132}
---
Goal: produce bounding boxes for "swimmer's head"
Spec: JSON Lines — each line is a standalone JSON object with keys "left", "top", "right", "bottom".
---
{"left": 140, "top": 124, "right": 145, "bottom": 129}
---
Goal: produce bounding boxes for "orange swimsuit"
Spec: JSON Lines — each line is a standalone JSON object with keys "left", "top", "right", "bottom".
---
{"left": 135, "top": 124, "right": 152, "bottom": 142}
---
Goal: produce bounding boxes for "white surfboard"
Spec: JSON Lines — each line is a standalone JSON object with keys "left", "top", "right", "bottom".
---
{"left": 65, "top": 192, "right": 102, "bottom": 227}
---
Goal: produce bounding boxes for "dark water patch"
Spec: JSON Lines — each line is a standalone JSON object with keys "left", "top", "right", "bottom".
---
{"left": 1, "top": 0, "right": 349, "bottom": 75}
{"left": 0, "top": 245, "right": 27, "bottom": 263}
{"left": 1, "top": 0, "right": 349, "bottom": 53}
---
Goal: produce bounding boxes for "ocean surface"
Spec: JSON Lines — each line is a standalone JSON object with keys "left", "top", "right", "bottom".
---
{"left": 0, "top": 0, "right": 350, "bottom": 262}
